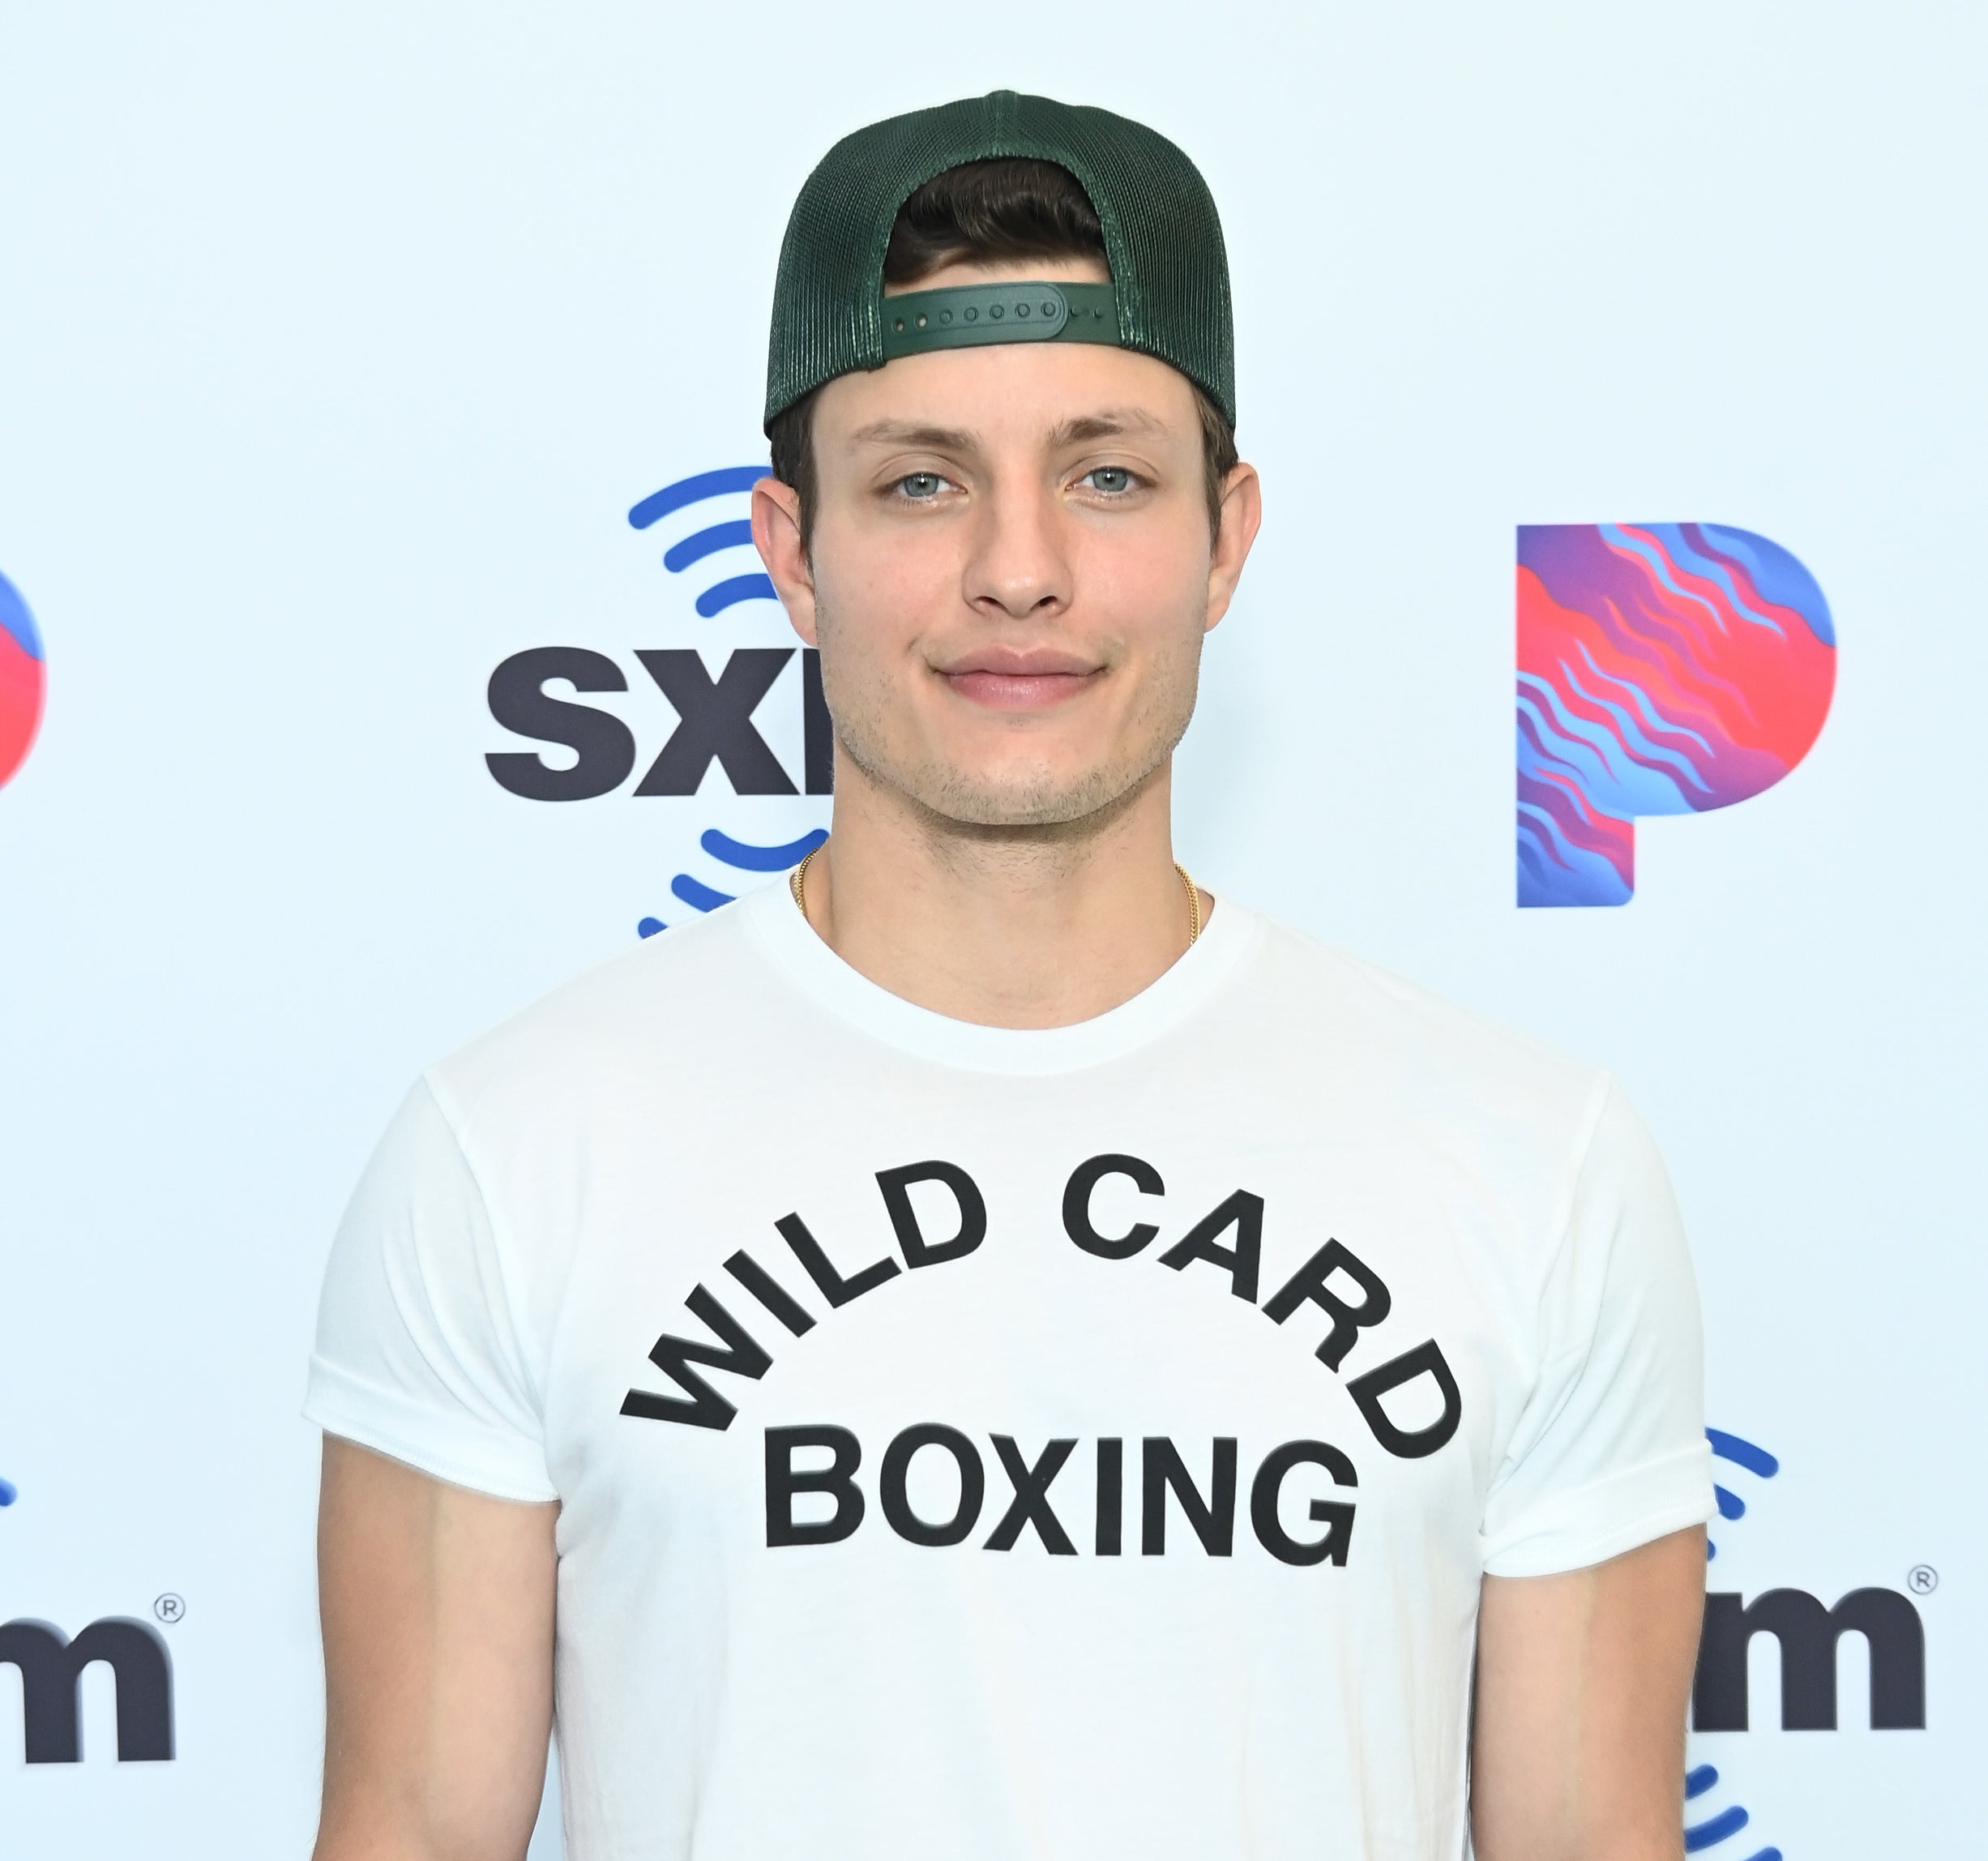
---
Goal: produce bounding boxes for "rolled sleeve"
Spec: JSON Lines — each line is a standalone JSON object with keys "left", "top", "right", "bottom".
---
{"left": 304, "top": 1078, "right": 557, "bottom": 1503}
{"left": 1481, "top": 1080, "right": 1716, "bottom": 1577}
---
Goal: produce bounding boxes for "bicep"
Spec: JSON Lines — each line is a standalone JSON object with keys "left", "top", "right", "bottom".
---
{"left": 1471, "top": 1525, "right": 1706, "bottom": 1861}
{"left": 314, "top": 1435, "right": 558, "bottom": 1861}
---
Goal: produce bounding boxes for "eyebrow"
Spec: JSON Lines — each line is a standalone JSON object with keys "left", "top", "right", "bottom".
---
{"left": 846, "top": 420, "right": 979, "bottom": 451}
{"left": 1046, "top": 409, "right": 1169, "bottom": 447}
{"left": 844, "top": 408, "right": 1169, "bottom": 453}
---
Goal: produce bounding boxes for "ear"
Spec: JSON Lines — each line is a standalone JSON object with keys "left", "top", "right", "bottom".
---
{"left": 1203, "top": 460, "right": 1263, "bottom": 632}
{"left": 753, "top": 477, "right": 818, "bottom": 645}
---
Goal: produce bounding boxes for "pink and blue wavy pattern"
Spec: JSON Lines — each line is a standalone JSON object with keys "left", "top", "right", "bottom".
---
{"left": 1, "top": 569, "right": 45, "bottom": 790}
{"left": 1516, "top": 524, "right": 1835, "bottom": 906}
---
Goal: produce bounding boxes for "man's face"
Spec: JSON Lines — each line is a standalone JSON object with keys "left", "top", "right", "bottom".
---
{"left": 755, "top": 257, "right": 1259, "bottom": 832}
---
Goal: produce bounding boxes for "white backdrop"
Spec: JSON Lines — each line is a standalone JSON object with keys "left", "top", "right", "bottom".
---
{"left": 2, "top": 4, "right": 1984, "bottom": 1855}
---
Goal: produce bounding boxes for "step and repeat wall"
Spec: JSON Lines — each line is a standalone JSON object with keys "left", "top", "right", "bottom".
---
{"left": 2, "top": 5, "right": 1982, "bottom": 1856}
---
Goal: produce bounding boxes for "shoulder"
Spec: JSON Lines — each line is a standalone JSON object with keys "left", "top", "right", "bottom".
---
{"left": 1229, "top": 904, "right": 1615, "bottom": 1152}
{"left": 419, "top": 892, "right": 772, "bottom": 1141}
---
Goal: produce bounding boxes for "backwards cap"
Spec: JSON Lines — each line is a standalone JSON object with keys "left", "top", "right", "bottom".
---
{"left": 764, "top": 89, "right": 1235, "bottom": 432}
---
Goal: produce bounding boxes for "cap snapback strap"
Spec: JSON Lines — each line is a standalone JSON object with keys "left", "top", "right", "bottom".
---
{"left": 879, "top": 280, "right": 1119, "bottom": 361}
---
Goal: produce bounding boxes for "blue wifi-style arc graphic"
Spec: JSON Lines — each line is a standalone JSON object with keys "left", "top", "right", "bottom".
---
{"left": 627, "top": 464, "right": 777, "bottom": 617}
{"left": 636, "top": 828, "right": 828, "bottom": 938}
{"left": 626, "top": 464, "right": 823, "bottom": 939}
{"left": 1683, "top": 1765, "right": 1780, "bottom": 1860}
{"left": 1682, "top": 1430, "right": 1782, "bottom": 1861}
{"left": 1706, "top": 1427, "right": 1779, "bottom": 1559}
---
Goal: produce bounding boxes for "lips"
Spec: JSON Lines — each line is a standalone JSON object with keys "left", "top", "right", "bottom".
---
{"left": 937, "top": 649, "right": 1101, "bottom": 711}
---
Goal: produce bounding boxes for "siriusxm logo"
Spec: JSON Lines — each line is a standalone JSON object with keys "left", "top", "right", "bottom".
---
{"left": 1682, "top": 1427, "right": 1927, "bottom": 1859}
{"left": 0, "top": 1619, "right": 174, "bottom": 1764}
{"left": 483, "top": 463, "right": 832, "bottom": 936}
{"left": 1, "top": 1483, "right": 178, "bottom": 1766}
{"left": 1516, "top": 524, "right": 1836, "bottom": 908}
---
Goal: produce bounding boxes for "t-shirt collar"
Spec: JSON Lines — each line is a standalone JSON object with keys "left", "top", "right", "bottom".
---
{"left": 740, "top": 872, "right": 1257, "bottom": 1076}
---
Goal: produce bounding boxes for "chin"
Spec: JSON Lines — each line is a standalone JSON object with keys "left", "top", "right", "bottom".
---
{"left": 835, "top": 698, "right": 1186, "bottom": 833}
{"left": 908, "top": 756, "right": 1152, "bottom": 831}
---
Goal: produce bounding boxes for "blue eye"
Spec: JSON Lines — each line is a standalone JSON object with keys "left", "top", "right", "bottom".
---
{"left": 1084, "top": 467, "right": 1135, "bottom": 494}
{"left": 898, "top": 473, "right": 947, "bottom": 499}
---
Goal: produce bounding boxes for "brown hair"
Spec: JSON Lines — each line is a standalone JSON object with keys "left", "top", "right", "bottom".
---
{"left": 767, "top": 157, "right": 1238, "bottom": 550}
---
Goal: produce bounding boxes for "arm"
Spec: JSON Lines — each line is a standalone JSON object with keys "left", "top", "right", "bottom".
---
{"left": 314, "top": 1435, "right": 559, "bottom": 1861}
{"left": 1470, "top": 1525, "right": 1706, "bottom": 1861}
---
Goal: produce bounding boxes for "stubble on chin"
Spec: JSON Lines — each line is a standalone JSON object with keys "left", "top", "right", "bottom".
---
{"left": 814, "top": 602, "right": 1203, "bottom": 837}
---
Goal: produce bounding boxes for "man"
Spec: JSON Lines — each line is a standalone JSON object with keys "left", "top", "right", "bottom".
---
{"left": 308, "top": 90, "right": 1712, "bottom": 1861}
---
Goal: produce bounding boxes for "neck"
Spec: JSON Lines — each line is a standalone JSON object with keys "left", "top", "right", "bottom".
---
{"left": 797, "top": 751, "right": 1206, "bottom": 1029}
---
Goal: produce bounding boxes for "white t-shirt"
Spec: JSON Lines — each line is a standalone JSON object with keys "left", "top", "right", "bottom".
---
{"left": 306, "top": 882, "right": 1712, "bottom": 1861}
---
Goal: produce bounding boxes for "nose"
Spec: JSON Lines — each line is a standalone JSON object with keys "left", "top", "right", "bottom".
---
{"left": 962, "top": 471, "right": 1072, "bottom": 622}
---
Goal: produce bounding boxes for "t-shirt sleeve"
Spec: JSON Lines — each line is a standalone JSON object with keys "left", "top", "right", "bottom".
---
{"left": 303, "top": 1077, "right": 558, "bottom": 1503}
{"left": 1479, "top": 1077, "right": 1714, "bottom": 1577}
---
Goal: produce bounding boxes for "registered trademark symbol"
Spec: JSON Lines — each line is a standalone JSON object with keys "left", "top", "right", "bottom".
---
{"left": 1908, "top": 1565, "right": 1939, "bottom": 1595}
{"left": 153, "top": 1593, "right": 185, "bottom": 1624}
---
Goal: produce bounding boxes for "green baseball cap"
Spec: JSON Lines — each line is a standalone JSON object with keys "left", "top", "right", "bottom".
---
{"left": 763, "top": 89, "right": 1235, "bottom": 432}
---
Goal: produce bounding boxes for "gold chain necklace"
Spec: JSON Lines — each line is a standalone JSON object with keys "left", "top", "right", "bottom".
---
{"left": 790, "top": 849, "right": 1200, "bottom": 945}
